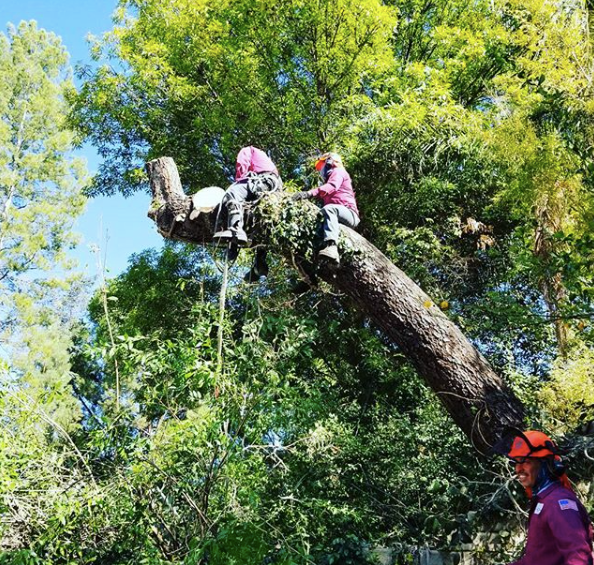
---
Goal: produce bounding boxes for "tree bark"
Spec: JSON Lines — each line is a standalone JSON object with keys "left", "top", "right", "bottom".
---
{"left": 146, "top": 156, "right": 524, "bottom": 454}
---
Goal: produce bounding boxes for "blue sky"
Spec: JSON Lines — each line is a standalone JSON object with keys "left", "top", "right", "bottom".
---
{"left": 3, "top": 0, "right": 164, "bottom": 277}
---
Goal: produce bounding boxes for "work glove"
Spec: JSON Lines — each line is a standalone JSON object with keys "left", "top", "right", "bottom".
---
{"left": 291, "top": 191, "right": 311, "bottom": 201}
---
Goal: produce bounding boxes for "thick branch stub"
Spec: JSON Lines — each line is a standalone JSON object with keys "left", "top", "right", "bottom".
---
{"left": 146, "top": 157, "right": 184, "bottom": 213}
{"left": 146, "top": 157, "right": 218, "bottom": 242}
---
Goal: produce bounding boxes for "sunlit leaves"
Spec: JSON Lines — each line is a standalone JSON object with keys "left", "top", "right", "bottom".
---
{"left": 0, "top": 21, "right": 88, "bottom": 428}
{"left": 539, "top": 346, "right": 594, "bottom": 431}
{"left": 15, "top": 0, "right": 594, "bottom": 561}
{"left": 73, "top": 0, "right": 397, "bottom": 196}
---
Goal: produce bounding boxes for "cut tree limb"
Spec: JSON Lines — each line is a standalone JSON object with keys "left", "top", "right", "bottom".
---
{"left": 146, "top": 156, "right": 524, "bottom": 454}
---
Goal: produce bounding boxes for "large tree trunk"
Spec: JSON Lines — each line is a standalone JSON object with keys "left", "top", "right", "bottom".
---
{"left": 146, "top": 157, "right": 524, "bottom": 454}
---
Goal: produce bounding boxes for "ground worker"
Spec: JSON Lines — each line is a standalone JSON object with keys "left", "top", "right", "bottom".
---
{"left": 504, "top": 429, "right": 593, "bottom": 565}
{"left": 291, "top": 152, "right": 359, "bottom": 263}
{"left": 213, "top": 146, "right": 282, "bottom": 246}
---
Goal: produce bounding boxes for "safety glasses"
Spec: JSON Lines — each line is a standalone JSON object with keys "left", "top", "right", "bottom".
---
{"left": 508, "top": 456, "right": 534, "bottom": 465}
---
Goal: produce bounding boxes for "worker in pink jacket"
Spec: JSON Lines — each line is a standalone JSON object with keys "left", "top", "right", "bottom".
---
{"left": 214, "top": 146, "right": 282, "bottom": 246}
{"left": 292, "top": 152, "right": 359, "bottom": 263}
{"left": 504, "top": 430, "right": 593, "bottom": 565}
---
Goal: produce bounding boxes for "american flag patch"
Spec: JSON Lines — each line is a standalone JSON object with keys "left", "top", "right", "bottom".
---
{"left": 558, "top": 499, "right": 578, "bottom": 511}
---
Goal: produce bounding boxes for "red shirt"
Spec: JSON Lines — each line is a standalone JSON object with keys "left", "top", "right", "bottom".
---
{"left": 511, "top": 482, "right": 593, "bottom": 565}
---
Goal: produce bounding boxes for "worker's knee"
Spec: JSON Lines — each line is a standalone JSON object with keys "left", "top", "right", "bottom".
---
{"left": 224, "top": 182, "right": 248, "bottom": 204}
{"left": 226, "top": 199, "right": 242, "bottom": 214}
{"left": 321, "top": 206, "right": 339, "bottom": 219}
{"left": 222, "top": 191, "right": 234, "bottom": 206}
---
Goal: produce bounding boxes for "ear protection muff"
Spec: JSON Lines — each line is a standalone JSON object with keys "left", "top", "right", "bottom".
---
{"left": 544, "top": 440, "right": 567, "bottom": 477}
{"left": 545, "top": 457, "right": 566, "bottom": 478}
{"left": 320, "top": 162, "right": 332, "bottom": 182}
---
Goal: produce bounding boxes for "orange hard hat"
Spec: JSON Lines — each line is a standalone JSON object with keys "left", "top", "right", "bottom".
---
{"left": 507, "top": 430, "right": 556, "bottom": 461}
{"left": 314, "top": 152, "right": 343, "bottom": 171}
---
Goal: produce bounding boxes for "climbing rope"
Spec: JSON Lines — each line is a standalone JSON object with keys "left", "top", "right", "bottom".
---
{"left": 216, "top": 244, "right": 230, "bottom": 378}
{"left": 211, "top": 178, "right": 278, "bottom": 374}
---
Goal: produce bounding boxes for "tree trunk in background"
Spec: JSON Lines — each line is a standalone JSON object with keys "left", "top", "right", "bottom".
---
{"left": 146, "top": 156, "right": 524, "bottom": 454}
{"left": 586, "top": 0, "right": 594, "bottom": 49}
{"left": 534, "top": 189, "right": 572, "bottom": 358}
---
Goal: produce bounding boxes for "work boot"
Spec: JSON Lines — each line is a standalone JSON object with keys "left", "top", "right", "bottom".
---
{"left": 318, "top": 242, "right": 339, "bottom": 263}
{"left": 244, "top": 264, "right": 267, "bottom": 283}
{"left": 227, "top": 242, "right": 240, "bottom": 262}
{"left": 213, "top": 229, "right": 234, "bottom": 243}
{"left": 244, "top": 249, "right": 269, "bottom": 283}
{"left": 232, "top": 228, "right": 249, "bottom": 246}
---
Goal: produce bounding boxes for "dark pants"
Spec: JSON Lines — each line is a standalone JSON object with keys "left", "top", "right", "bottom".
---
{"left": 223, "top": 172, "right": 282, "bottom": 231}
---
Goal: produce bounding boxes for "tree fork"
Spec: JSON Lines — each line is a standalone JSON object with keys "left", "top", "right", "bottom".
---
{"left": 146, "top": 156, "right": 524, "bottom": 453}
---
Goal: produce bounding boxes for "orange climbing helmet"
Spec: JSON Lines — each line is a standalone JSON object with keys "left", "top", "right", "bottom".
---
{"left": 507, "top": 430, "right": 557, "bottom": 462}
{"left": 314, "top": 152, "right": 343, "bottom": 171}
{"left": 499, "top": 429, "right": 573, "bottom": 496}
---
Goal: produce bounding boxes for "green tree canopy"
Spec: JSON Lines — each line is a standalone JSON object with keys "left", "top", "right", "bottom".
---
{"left": 73, "top": 0, "right": 397, "bottom": 195}
{"left": 0, "top": 18, "right": 89, "bottom": 453}
{"left": 74, "top": 0, "right": 594, "bottom": 363}
{"left": 4, "top": 0, "right": 594, "bottom": 562}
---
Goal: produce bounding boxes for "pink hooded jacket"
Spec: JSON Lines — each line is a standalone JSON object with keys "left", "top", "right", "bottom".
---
{"left": 235, "top": 146, "right": 279, "bottom": 181}
{"left": 308, "top": 167, "right": 359, "bottom": 216}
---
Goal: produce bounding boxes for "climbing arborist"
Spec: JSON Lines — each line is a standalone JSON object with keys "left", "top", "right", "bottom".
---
{"left": 291, "top": 152, "right": 359, "bottom": 263}
{"left": 214, "top": 146, "right": 282, "bottom": 245}
{"left": 502, "top": 429, "right": 593, "bottom": 565}
{"left": 213, "top": 146, "right": 282, "bottom": 281}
